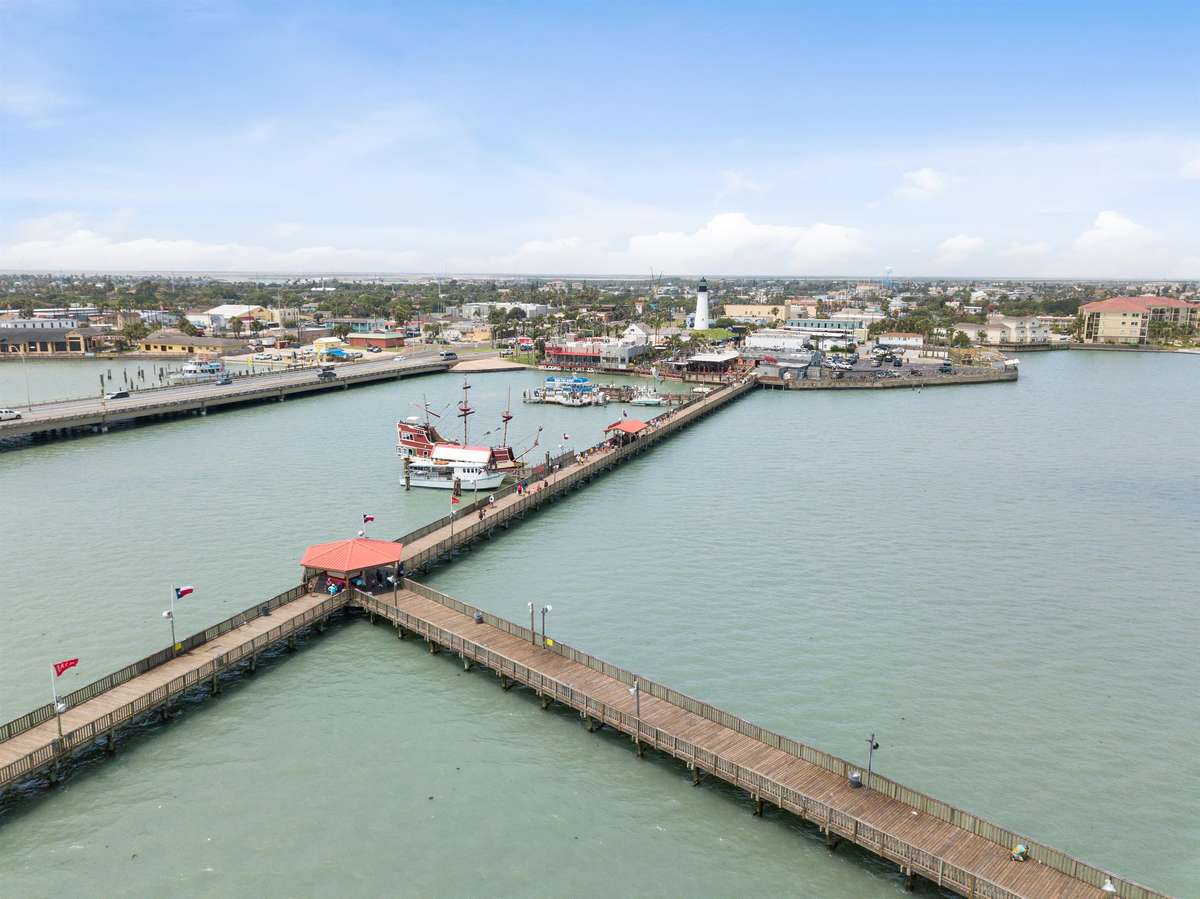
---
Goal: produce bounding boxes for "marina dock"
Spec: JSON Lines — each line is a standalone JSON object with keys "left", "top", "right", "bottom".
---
{"left": 0, "top": 373, "right": 1165, "bottom": 898}
{"left": 0, "top": 355, "right": 451, "bottom": 443}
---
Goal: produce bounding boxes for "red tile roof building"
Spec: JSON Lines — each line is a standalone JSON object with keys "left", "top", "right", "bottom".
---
{"left": 1078, "top": 296, "right": 1199, "bottom": 345}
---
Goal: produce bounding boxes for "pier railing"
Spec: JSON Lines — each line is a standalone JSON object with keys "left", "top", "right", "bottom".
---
{"left": 0, "top": 593, "right": 346, "bottom": 791}
{"left": 0, "top": 583, "right": 309, "bottom": 744}
{"left": 356, "top": 587, "right": 1027, "bottom": 899}
{"left": 393, "top": 581, "right": 1162, "bottom": 899}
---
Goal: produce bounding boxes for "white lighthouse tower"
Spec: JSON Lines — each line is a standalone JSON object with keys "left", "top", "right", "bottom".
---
{"left": 692, "top": 277, "right": 711, "bottom": 331}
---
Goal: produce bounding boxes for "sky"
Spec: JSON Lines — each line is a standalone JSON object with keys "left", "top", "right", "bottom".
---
{"left": 2, "top": 0, "right": 1199, "bottom": 278}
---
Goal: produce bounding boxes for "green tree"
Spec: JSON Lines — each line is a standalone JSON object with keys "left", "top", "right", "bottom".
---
{"left": 176, "top": 315, "right": 199, "bottom": 336}
{"left": 250, "top": 319, "right": 264, "bottom": 334}
{"left": 230, "top": 317, "right": 244, "bottom": 337}
{"left": 333, "top": 323, "right": 353, "bottom": 340}
{"left": 121, "top": 320, "right": 151, "bottom": 343}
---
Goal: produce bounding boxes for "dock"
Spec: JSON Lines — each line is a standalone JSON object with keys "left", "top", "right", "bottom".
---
{"left": 0, "top": 355, "right": 451, "bottom": 443}
{"left": 0, "top": 372, "right": 1166, "bottom": 898}
{"left": 758, "top": 367, "right": 1019, "bottom": 390}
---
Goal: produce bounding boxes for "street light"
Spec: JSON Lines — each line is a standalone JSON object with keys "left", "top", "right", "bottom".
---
{"left": 865, "top": 732, "right": 880, "bottom": 787}
{"left": 540, "top": 604, "right": 552, "bottom": 646}
{"left": 527, "top": 601, "right": 535, "bottom": 644}
{"left": 628, "top": 679, "right": 641, "bottom": 719}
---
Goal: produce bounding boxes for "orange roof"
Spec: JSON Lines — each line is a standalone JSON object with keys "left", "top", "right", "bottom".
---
{"left": 1080, "top": 295, "right": 1200, "bottom": 314}
{"left": 300, "top": 537, "right": 405, "bottom": 574}
{"left": 605, "top": 418, "right": 648, "bottom": 435}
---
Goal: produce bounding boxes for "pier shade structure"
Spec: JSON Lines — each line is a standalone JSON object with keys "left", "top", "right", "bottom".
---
{"left": 0, "top": 374, "right": 1165, "bottom": 899}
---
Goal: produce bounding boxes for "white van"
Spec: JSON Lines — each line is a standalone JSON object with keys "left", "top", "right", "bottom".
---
{"left": 0, "top": 408, "right": 22, "bottom": 421}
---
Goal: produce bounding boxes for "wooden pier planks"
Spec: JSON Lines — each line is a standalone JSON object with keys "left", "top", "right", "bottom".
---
{"left": 365, "top": 586, "right": 1110, "bottom": 899}
{"left": 0, "top": 591, "right": 345, "bottom": 789}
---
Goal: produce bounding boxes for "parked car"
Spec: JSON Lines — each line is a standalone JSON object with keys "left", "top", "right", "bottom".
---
{"left": 216, "top": 376, "right": 233, "bottom": 386}
{"left": 104, "top": 390, "right": 129, "bottom": 400}
{"left": 0, "top": 408, "right": 22, "bottom": 421}
{"left": 317, "top": 369, "right": 337, "bottom": 381}
{"left": 367, "top": 346, "right": 382, "bottom": 353}
{"left": 499, "top": 349, "right": 514, "bottom": 356}
{"left": 939, "top": 363, "right": 954, "bottom": 374}
{"left": 893, "top": 358, "right": 903, "bottom": 367}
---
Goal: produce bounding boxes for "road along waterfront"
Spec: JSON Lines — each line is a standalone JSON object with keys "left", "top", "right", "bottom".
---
{"left": 0, "top": 352, "right": 1196, "bottom": 896}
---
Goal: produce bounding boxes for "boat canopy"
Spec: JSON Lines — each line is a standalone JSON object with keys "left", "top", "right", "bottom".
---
{"left": 431, "top": 444, "right": 492, "bottom": 464}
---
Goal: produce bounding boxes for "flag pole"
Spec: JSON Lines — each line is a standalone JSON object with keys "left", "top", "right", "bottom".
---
{"left": 169, "top": 586, "right": 177, "bottom": 653}
{"left": 50, "top": 668, "right": 64, "bottom": 740}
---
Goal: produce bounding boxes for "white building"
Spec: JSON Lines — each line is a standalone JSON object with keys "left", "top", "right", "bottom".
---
{"left": 877, "top": 331, "right": 924, "bottom": 348}
{"left": 956, "top": 316, "right": 1051, "bottom": 345}
{"left": 744, "top": 328, "right": 814, "bottom": 353}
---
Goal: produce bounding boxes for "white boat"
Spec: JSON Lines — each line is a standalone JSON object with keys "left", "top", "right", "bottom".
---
{"left": 403, "top": 446, "right": 507, "bottom": 490}
{"left": 170, "top": 360, "right": 225, "bottom": 383}
{"left": 523, "top": 376, "right": 608, "bottom": 407}
{"left": 629, "top": 387, "right": 664, "bottom": 407}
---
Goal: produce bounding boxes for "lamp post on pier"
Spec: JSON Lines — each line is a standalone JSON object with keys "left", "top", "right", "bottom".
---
{"left": 527, "top": 601, "right": 535, "bottom": 644}
{"left": 865, "top": 732, "right": 880, "bottom": 787}
{"left": 540, "top": 604, "right": 552, "bottom": 646}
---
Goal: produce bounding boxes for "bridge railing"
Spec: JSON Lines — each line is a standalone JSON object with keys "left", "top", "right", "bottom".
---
{"left": 394, "top": 580, "right": 1161, "bottom": 899}
{"left": 353, "top": 588, "right": 1043, "bottom": 899}
{"left": 0, "top": 583, "right": 309, "bottom": 744}
{"left": 0, "top": 594, "right": 345, "bottom": 790}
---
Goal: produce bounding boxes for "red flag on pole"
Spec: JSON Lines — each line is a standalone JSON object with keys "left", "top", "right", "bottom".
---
{"left": 450, "top": 495, "right": 460, "bottom": 505}
{"left": 362, "top": 513, "right": 375, "bottom": 523}
{"left": 54, "top": 658, "right": 79, "bottom": 677}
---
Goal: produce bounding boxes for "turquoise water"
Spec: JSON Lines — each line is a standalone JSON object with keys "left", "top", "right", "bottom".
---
{"left": 1, "top": 353, "right": 1196, "bottom": 896}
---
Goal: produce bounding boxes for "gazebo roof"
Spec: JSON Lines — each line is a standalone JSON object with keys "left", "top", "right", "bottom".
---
{"left": 605, "top": 418, "right": 648, "bottom": 436}
{"left": 300, "top": 537, "right": 405, "bottom": 575}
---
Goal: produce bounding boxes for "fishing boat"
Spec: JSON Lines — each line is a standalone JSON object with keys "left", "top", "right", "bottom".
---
{"left": 522, "top": 376, "right": 608, "bottom": 407}
{"left": 397, "top": 382, "right": 539, "bottom": 490}
{"left": 170, "top": 360, "right": 225, "bottom": 384}
{"left": 628, "top": 386, "right": 664, "bottom": 407}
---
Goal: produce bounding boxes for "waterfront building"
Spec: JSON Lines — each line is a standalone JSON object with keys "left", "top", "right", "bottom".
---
{"left": 204, "top": 304, "right": 269, "bottom": 324}
{"left": 543, "top": 336, "right": 650, "bottom": 370}
{"left": 1078, "top": 295, "right": 1200, "bottom": 344}
{"left": 692, "top": 278, "right": 711, "bottom": 330}
{"left": 345, "top": 332, "right": 406, "bottom": 350}
{"left": 139, "top": 329, "right": 250, "bottom": 356}
{"left": 0, "top": 326, "right": 109, "bottom": 355}
{"left": 877, "top": 331, "right": 925, "bottom": 349}
{"left": 782, "top": 317, "right": 869, "bottom": 344}
{"left": 744, "top": 328, "right": 815, "bottom": 353}
{"left": 954, "top": 316, "right": 1051, "bottom": 346}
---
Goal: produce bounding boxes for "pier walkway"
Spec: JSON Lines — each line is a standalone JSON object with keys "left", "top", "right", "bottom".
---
{"left": 0, "top": 589, "right": 348, "bottom": 790}
{"left": 0, "top": 373, "right": 1165, "bottom": 898}
{"left": 355, "top": 582, "right": 1157, "bottom": 899}
{"left": 0, "top": 354, "right": 450, "bottom": 442}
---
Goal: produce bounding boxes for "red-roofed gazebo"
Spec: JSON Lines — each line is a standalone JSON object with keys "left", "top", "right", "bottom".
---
{"left": 301, "top": 537, "right": 405, "bottom": 597}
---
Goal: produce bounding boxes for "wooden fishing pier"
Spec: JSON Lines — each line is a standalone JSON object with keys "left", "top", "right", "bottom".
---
{"left": 0, "top": 374, "right": 1166, "bottom": 898}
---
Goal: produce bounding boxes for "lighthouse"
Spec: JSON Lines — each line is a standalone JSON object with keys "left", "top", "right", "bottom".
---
{"left": 692, "top": 277, "right": 711, "bottom": 331}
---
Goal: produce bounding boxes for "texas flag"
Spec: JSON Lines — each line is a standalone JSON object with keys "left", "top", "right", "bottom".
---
{"left": 54, "top": 658, "right": 79, "bottom": 677}
{"left": 362, "top": 513, "right": 375, "bottom": 524}
{"left": 450, "top": 495, "right": 460, "bottom": 505}
{"left": 175, "top": 586, "right": 194, "bottom": 600}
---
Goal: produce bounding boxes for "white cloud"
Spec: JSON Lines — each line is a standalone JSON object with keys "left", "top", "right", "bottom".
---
{"left": 0, "top": 83, "right": 67, "bottom": 124}
{"left": 490, "top": 236, "right": 600, "bottom": 272}
{"left": 0, "top": 214, "right": 420, "bottom": 272}
{"left": 936, "top": 234, "right": 984, "bottom": 264}
{"left": 624, "top": 213, "right": 864, "bottom": 274}
{"left": 718, "top": 170, "right": 766, "bottom": 198}
{"left": 894, "top": 167, "right": 949, "bottom": 200}
{"left": 1004, "top": 241, "right": 1051, "bottom": 259}
{"left": 489, "top": 213, "right": 865, "bottom": 275}
{"left": 1070, "top": 210, "right": 1164, "bottom": 276}
{"left": 1181, "top": 158, "right": 1200, "bottom": 179}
